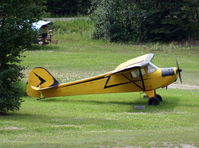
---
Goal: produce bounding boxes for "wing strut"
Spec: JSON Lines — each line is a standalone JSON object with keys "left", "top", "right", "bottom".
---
{"left": 121, "top": 74, "right": 144, "bottom": 90}
{"left": 104, "top": 70, "right": 146, "bottom": 91}
{"left": 138, "top": 69, "right": 146, "bottom": 91}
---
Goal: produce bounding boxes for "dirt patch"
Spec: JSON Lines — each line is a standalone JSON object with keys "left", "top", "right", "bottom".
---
{"left": 0, "top": 126, "right": 25, "bottom": 131}
{"left": 162, "top": 143, "right": 198, "bottom": 148}
{"left": 180, "top": 144, "right": 198, "bottom": 148}
{"left": 168, "top": 84, "right": 199, "bottom": 90}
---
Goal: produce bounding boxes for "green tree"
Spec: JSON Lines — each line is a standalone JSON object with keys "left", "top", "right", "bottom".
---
{"left": 91, "top": 0, "right": 141, "bottom": 42}
{"left": 91, "top": 0, "right": 199, "bottom": 42}
{"left": 0, "top": 0, "right": 45, "bottom": 114}
{"left": 137, "top": 0, "right": 199, "bottom": 41}
{"left": 46, "top": 0, "right": 91, "bottom": 16}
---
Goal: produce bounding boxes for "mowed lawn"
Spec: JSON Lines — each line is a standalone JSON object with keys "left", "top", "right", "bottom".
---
{"left": 0, "top": 19, "right": 199, "bottom": 147}
{"left": 0, "top": 90, "right": 199, "bottom": 147}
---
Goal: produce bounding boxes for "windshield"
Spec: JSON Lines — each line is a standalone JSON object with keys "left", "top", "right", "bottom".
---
{"left": 147, "top": 63, "right": 158, "bottom": 74}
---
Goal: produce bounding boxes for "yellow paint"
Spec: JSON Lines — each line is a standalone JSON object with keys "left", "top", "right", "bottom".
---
{"left": 145, "top": 90, "right": 155, "bottom": 98}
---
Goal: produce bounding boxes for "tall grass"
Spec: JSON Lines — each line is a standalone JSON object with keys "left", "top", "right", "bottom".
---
{"left": 54, "top": 19, "right": 94, "bottom": 40}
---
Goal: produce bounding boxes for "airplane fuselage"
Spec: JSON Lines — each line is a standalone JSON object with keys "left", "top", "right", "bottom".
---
{"left": 28, "top": 66, "right": 178, "bottom": 99}
{"left": 26, "top": 53, "right": 182, "bottom": 105}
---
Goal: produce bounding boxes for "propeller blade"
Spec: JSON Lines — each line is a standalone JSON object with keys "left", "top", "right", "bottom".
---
{"left": 176, "top": 59, "right": 180, "bottom": 70}
{"left": 176, "top": 59, "right": 182, "bottom": 83}
{"left": 179, "top": 69, "right": 182, "bottom": 83}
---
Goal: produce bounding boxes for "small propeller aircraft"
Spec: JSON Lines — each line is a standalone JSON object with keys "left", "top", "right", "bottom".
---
{"left": 26, "top": 53, "right": 182, "bottom": 105}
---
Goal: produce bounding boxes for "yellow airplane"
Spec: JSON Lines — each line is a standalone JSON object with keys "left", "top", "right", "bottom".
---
{"left": 26, "top": 53, "right": 182, "bottom": 105}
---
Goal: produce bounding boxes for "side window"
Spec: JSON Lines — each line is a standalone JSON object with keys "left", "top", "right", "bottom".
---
{"left": 131, "top": 70, "right": 139, "bottom": 78}
{"left": 141, "top": 68, "right": 146, "bottom": 75}
{"left": 131, "top": 68, "right": 146, "bottom": 78}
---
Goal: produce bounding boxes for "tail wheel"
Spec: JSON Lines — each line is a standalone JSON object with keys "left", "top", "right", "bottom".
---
{"left": 148, "top": 97, "right": 160, "bottom": 105}
{"left": 156, "top": 94, "right": 162, "bottom": 102}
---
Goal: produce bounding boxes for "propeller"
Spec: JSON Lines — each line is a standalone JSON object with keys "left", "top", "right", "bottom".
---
{"left": 176, "top": 59, "right": 182, "bottom": 83}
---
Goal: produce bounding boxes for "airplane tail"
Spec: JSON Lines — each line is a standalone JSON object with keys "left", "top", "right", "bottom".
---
{"left": 26, "top": 67, "right": 59, "bottom": 98}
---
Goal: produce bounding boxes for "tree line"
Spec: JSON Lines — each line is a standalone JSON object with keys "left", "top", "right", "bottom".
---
{"left": 46, "top": 0, "right": 199, "bottom": 41}
{"left": 46, "top": 0, "right": 91, "bottom": 16}
{"left": 91, "top": 0, "right": 199, "bottom": 42}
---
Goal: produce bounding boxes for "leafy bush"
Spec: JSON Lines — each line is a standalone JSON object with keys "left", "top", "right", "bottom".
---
{"left": 91, "top": 0, "right": 138, "bottom": 42}
{"left": 91, "top": 0, "right": 199, "bottom": 42}
{"left": 0, "top": 0, "right": 45, "bottom": 114}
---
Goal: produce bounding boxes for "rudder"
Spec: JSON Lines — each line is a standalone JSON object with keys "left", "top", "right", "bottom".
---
{"left": 26, "top": 67, "right": 59, "bottom": 98}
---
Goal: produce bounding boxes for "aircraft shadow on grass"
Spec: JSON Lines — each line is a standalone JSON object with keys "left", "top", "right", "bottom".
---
{"left": 2, "top": 110, "right": 121, "bottom": 126}
{"left": 38, "top": 95, "right": 181, "bottom": 113}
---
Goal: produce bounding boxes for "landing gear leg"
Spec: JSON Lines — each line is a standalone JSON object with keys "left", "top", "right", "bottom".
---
{"left": 145, "top": 90, "right": 163, "bottom": 105}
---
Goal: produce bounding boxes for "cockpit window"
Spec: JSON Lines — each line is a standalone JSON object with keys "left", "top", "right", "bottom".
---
{"left": 131, "top": 70, "right": 140, "bottom": 78}
{"left": 131, "top": 68, "right": 146, "bottom": 78}
{"left": 130, "top": 63, "right": 157, "bottom": 78}
{"left": 147, "top": 63, "right": 158, "bottom": 74}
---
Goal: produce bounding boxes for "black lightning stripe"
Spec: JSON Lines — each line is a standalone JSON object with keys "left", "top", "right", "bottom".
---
{"left": 33, "top": 72, "right": 46, "bottom": 87}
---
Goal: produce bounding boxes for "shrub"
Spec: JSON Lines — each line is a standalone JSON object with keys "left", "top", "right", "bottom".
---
{"left": 0, "top": 0, "right": 45, "bottom": 114}
{"left": 91, "top": 0, "right": 142, "bottom": 42}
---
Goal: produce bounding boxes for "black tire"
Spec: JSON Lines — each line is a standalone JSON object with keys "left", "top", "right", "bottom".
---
{"left": 156, "top": 94, "right": 163, "bottom": 102}
{"left": 148, "top": 97, "right": 160, "bottom": 105}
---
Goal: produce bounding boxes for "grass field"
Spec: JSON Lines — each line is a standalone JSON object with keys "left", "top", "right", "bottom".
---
{"left": 0, "top": 90, "right": 199, "bottom": 147}
{"left": 1, "top": 19, "right": 199, "bottom": 147}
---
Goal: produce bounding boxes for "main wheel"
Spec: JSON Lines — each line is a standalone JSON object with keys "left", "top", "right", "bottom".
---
{"left": 148, "top": 97, "right": 160, "bottom": 105}
{"left": 156, "top": 94, "right": 163, "bottom": 102}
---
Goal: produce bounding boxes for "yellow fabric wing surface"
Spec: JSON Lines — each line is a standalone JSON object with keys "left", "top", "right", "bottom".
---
{"left": 111, "top": 53, "right": 154, "bottom": 75}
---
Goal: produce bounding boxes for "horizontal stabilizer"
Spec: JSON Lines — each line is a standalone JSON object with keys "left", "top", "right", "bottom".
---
{"left": 31, "top": 84, "right": 59, "bottom": 91}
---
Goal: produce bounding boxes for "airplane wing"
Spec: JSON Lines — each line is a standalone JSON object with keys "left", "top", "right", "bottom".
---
{"left": 32, "top": 20, "right": 52, "bottom": 31}
{"left": 110, "top": 53, "right": 154, "bottom": 75}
